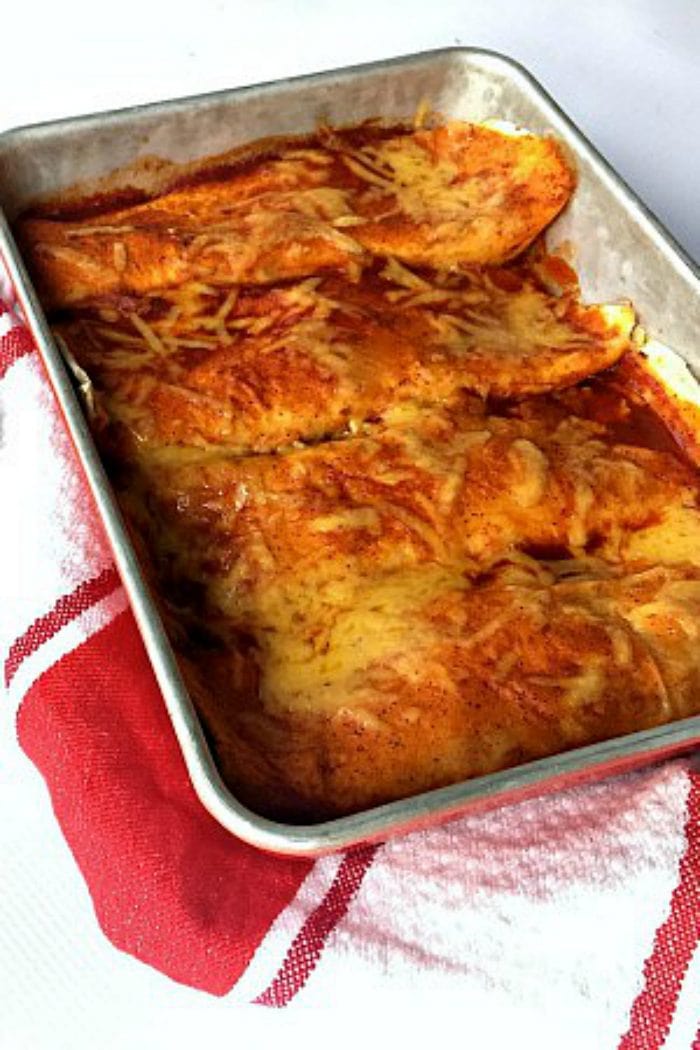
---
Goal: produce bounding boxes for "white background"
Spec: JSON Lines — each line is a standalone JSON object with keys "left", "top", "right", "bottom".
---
{"left": 1, "top": 1, "right": 698, "bottom": 1048}
{"left": 1, "top": 0, "right": 698, "bottom": 261}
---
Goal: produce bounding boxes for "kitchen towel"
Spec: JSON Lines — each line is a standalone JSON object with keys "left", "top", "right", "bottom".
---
{"left": 3, "top": 262, "right": 700, "bottom": 1050}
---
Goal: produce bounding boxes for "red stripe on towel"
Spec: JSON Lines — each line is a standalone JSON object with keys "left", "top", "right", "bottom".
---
{"left": 618, "top": 772, "right": 700, "bottom": 1050}
{"left": 0, "top": 322, "right": 35, "bottom": 379}
{"left": 17, "top": 610, "right": 313, "bottom": 996}
{"left": 5, "top": 565, "right": 122, "bottom": 686}
{"left": 255, "top": 844, "right": 379, "bottom": 1007}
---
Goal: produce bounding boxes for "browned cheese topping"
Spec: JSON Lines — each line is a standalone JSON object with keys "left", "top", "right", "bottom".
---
{"left": 18, "top": 119, "right": 700, "bottom": 820}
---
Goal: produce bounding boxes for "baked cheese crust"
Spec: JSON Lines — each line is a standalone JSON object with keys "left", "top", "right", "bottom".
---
{"left": 18, "top": 119, "right": 700, "bottom": 821}
{"left": 20, "top": 123, "right": 573, "bottom": 308}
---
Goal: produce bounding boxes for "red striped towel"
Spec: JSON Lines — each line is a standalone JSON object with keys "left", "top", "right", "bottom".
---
{"left": 3, "top": 258, "right": 700, "bottom": 1048}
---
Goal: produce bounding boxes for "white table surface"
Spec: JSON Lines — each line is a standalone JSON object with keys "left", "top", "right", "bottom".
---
{"left": 1, "top": 2, "right": 698, "bottom": 1047}
{"left": 1, "top": 0, "right": 698, "bottom": 260}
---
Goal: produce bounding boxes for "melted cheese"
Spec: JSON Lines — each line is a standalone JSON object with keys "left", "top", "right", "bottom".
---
{"left": 624, "top": 506, "right": 700, "bottom": 565}
{"left": 31, "top": 118, "right": 700, "bottom": 821}
{"left": 255, "top": 564, "right": 472, "bottom": 714}
{"left": 349, "top": 128, "right": 529, "bottom": 223}
{"left": 508, "top": 439, "right": 549, "bottom": 508}
{"left": 21, "top": 121, "right": 575, "bottom": 308}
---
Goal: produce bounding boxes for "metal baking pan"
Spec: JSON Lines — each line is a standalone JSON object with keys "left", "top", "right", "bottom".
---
{"left": 2, "top": 48, "right": 699, "bottom": 856}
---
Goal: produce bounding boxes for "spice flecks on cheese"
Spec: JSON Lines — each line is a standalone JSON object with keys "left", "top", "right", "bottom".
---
{"left": 18, "top": 117, "right": 700, "bottom": 821}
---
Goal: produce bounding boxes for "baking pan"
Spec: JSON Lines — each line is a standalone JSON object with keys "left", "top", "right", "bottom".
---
{"left": 2, "top": 48, "right": 699, "bottom": 856}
